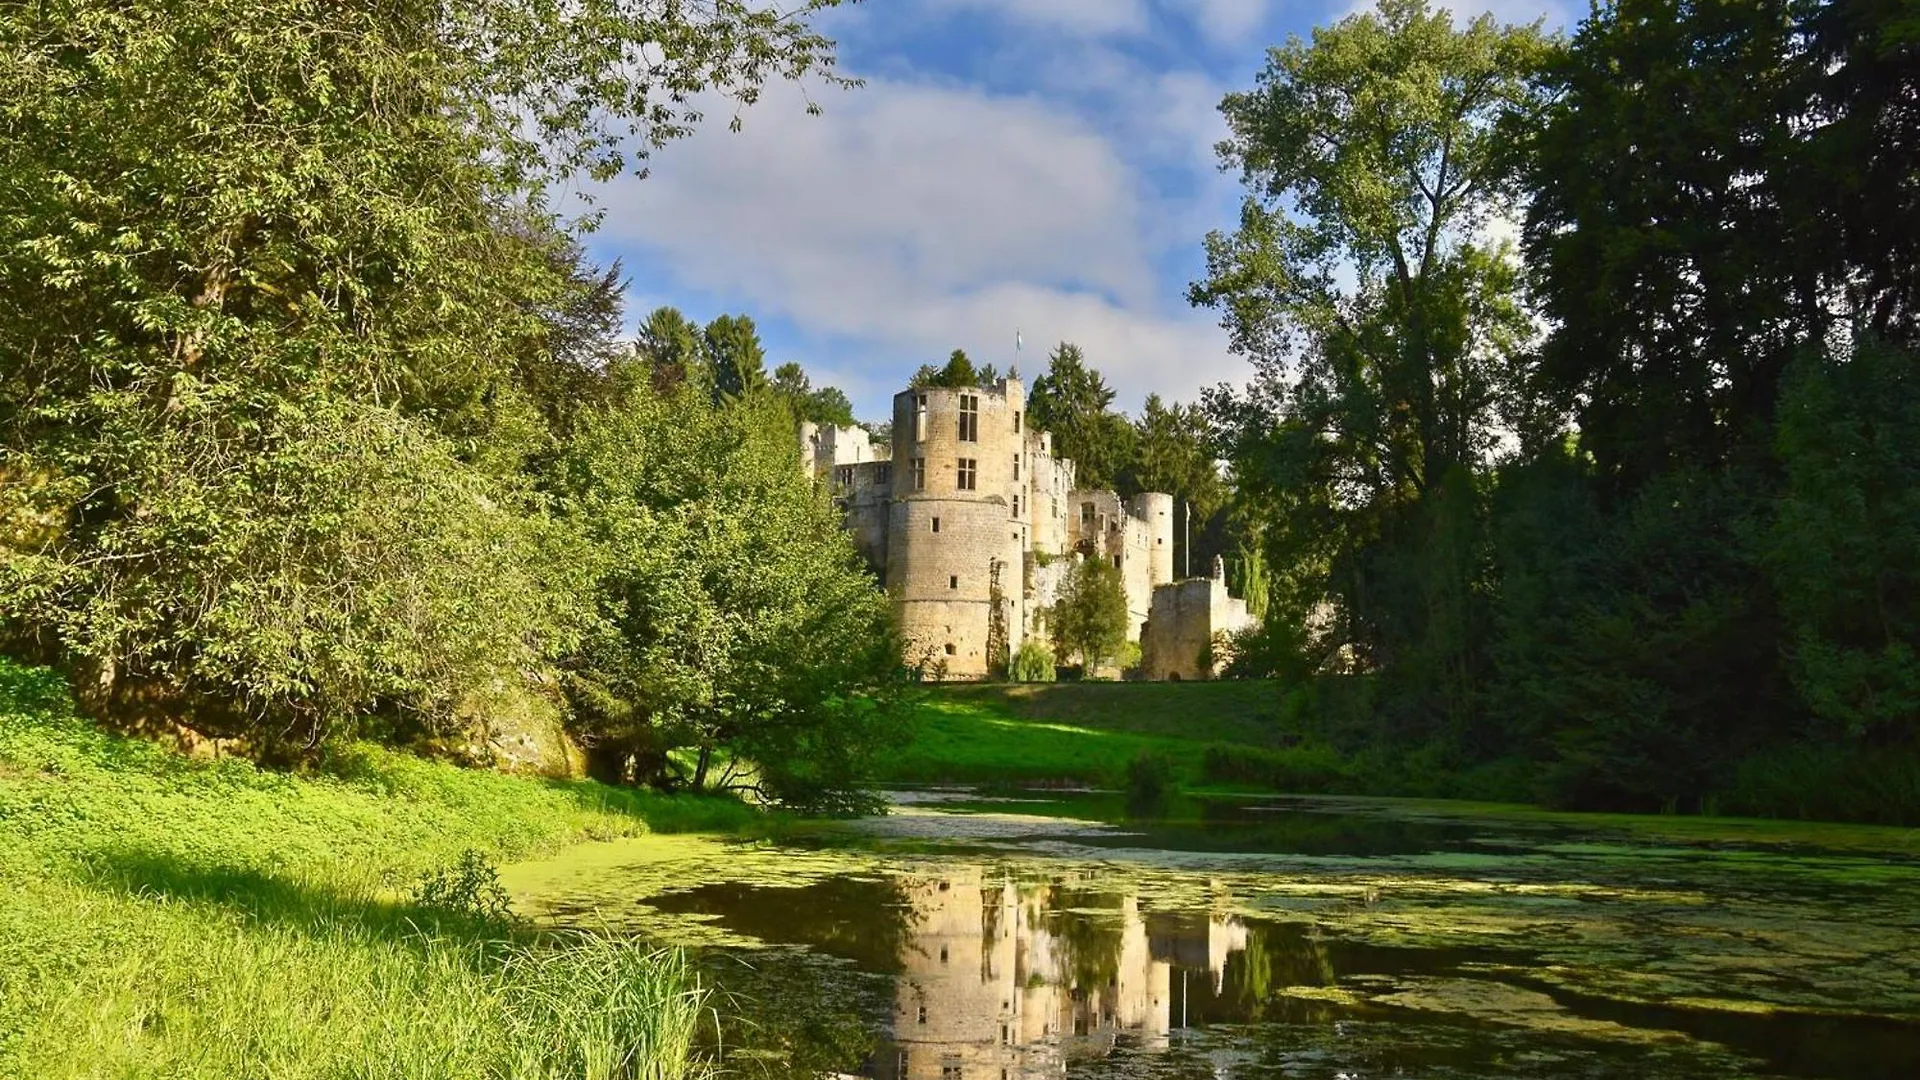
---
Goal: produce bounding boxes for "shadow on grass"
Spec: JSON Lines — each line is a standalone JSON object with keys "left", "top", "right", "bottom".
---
{"left": 81, "top": 846, "right": 521, "bottom": 950}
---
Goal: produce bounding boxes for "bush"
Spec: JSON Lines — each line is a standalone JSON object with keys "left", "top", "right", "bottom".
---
{"left": 1201, "top": 742, "right": 1351, "bottom": 793}
{"left": 412, "top": 850, "right": 515, "bottom": 923}
{"left": 1721, "top": 743, "right": 1920, "bottom": 825}
{"left": 1125, "top": 750, "right": 1177, "bottom": 814}
{"left": 1008, "top": 642, "right": 1056, "bottom": 683}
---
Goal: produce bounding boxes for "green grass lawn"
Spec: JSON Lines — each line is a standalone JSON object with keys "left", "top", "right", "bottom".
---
{"left": 877, "top": 680, "right": 1292, "bottom": 788}
{"left": 0, "top": 657, "right": 744, "bottom": 1079}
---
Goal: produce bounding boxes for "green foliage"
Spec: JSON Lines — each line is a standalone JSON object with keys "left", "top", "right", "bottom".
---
{"left": 413, "top": 850, "right": 515, "bottom": 923}
{"left": 1029, "top": 343, "right": 1136, "bottom": 489}
{"left": 1230, "top": 543, "right": 1270, "bottom": 620}
{"left": 636, "top": 306, "right": 710, "bottom": 397}
{"left": 772, "top": 361, "right": 858, "bottom": 428}
{"left": 1765, "top": 340, "right": 1920, "bottom": 742}
{"left": 1201, "top": 743, "right": 1351, "bottom": 794}
{"left": 908, "top": 349, "right": 996, "bottom": 390}
{"left": 555, "top": 378, "right": 906, "bottom": 810}
{"left": 705, "top": 313, "right": 768, "bottom": 402}
{"left": 1194, "top": 0, "right": 1920, "bottom": 821}
{"left": 1124, "top": 750, "right": 1176, "bottom": 814}
{"left": 1049, "top": 556, "right": 1131, "bottom": 673}
{"left": 1008, "top": 642, "right": 1057, "bottom": 683}
{"left": 0, "top": 0, "right": 857, "bottom": 755}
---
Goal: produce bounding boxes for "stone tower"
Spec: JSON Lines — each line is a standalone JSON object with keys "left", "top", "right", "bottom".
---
{"left": 1135, "top": 491, "right": 1176, "bottom": 588}
{"left": 885, "top": 378, "right": 1032, "bottom": 676}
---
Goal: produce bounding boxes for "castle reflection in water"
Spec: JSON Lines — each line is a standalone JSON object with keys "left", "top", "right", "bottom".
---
{"left": 871, "top": 871, "right": 1249, "bottom": 1080}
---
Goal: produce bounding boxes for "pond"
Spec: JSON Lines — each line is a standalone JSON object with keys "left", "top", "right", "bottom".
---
{"left": 501, "top": 791, "right": 1920, "bottom": 1080}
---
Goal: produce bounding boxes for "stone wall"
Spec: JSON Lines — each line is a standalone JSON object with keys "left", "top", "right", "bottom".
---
{"left": 799, "top": 421, "right": 886, "bottom": 479}
{"left": 1139, "top": 558, "right": 1258, "bottom": 681}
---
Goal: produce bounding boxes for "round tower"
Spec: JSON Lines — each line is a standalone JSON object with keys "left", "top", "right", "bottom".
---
{"left": 886, "top": 378, "right": 1029, "bottom": 677}
{"left": 1136, "top": 492, "right": 1176, "bottom": 586}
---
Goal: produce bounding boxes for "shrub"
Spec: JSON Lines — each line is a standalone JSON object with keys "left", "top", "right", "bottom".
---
{"left": 1125, "top": 750, "right": 1177, "bottom": 814}
{"left": 412, "top": 849, "right": 515, "bottom": 923}
{"left": 1201, "top": 742, "right": 1350, "bottom": 793}
{"left": 1008, "top": 642, "right": 1056, "bottom": 683}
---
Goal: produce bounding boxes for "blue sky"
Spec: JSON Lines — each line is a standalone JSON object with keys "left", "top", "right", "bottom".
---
{"left": 578, "top": 0, "right": 1569, "bottom": 422}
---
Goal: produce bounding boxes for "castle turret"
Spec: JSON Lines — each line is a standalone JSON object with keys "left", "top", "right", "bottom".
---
{"left": 1136, "top": 492, "right": 1175, "bottom": 587}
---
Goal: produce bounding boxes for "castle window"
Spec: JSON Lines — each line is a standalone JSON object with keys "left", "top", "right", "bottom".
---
{"left": 939, "top": 946, "right": 949, "bottom": 963}
{"left": 1014, "top": 411, "right": 1022, "bottom": 433}
{"left": 877, "top": 464, "right": 891, "bottom": 486}
{"left": 957, "top": 458, "right": 977, "bottom": 491}
{"left": 958, "top": 394, "right": 979, "bottom": 442}
{"left": 1112, "top": 555, "right": 1122, "bottom": 569}
{"left": 1013, "top": 455, "right": 1021, "bottom": 482}
{"left": 912, "top": 457, "right": 926, "bottom": 491}
{"left": 944, "top": 643, "right": 956, "bottom": 655}
{"left": 918, "top": 1005, "right": 929, "bottom": 1024}
{"left": 1081, "top": 501, "right": 1095, "bottom": 524}
{"left": 942, "top": 1067, "right": 962, "bottom": 1080}
{"left": 949, "top": 575, "right": 958, "bottom": 589}
{"left": 932, "top": 517, "right": 940, "bottom": 533}
{"left": 914, "top": 394, "right": 928, "bottom": 441}
{"left": 1013, "top": 494, "right": 1021, "bottom": 517}
{"left": 1158, "top": 537, "right": 1164, "bottom": 545}
{"left": 835, "top": 466, "right": 853, "bottom": 487}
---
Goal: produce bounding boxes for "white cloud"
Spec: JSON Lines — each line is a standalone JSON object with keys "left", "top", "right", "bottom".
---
{"left": 585, "top": 74, "right": 1238, "bottom": 417}
{"left": 923, "top": 0, "right": 1151, "bottom": 37}
{"left": 1164, "top": 0, "right": 1279, "bottom": 46}
{"left": 1334, "top": 0, "right": 1573, "bottom": 30}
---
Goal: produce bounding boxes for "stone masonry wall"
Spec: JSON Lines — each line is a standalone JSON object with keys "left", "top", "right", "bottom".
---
{"left": 1139, "top": 559, "right": 1257, "bottom": 681}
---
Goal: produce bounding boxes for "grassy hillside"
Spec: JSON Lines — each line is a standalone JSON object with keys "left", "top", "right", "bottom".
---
{"left": 0, "top": 658, "right": 744, "bottom": 1079}
{"left": 877, "top": 680, "right": 1295, "bottom": 788}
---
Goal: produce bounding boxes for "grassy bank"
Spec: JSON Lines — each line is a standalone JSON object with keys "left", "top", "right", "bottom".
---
{"left": 889, "top": 681, "right": 1920, "bottom": 826}
{"left": 878, "top": 681, "right": 1295, "bottom": 788}
{"left": 0, "top": 658, "right": 748, "bottom": 1078}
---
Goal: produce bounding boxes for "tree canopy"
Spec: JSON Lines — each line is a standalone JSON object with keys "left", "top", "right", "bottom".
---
{"left": 1197, "top": 0, "right": 1920, "bottom": 821}
{"left": 0, "top": 0, "right": 903, "bottom": 804}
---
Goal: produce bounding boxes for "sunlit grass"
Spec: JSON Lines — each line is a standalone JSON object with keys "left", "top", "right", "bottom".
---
{"left": 0, "top": 658, "right": 734, "bottom": 1078}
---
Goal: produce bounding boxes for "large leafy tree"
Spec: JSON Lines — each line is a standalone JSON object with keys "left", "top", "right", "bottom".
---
{"left": 1029, "top": 343, "right": 1135, "bottom": 489}
{"left": 1193, "top": 0, "right": 1549, "bottom": 735}
{"left": 0, "top": 0, "right": 852, "bottom": 745}
{"left": 556, "top": 375, "right": 905, "bottom": 811}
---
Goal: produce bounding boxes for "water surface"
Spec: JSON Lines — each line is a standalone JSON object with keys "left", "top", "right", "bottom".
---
{"left": 504, "top": 791, "right": 1920, "bottom": 1080}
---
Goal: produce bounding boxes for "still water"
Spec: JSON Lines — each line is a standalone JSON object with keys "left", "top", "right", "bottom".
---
{"left": 503, "top": 791, "right": 1920, "bottom": 1080}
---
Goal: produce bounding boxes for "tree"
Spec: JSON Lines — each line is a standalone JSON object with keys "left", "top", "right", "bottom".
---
{"left": 771, "top": 361, "right": 857, "bottom": 428}
{"left": 705, "top": 314, "right": 767, "bottom": 401}
{"left": 1029, "top": 343, "right": 1135, "bottom": 489}
{"left": 636, "top": 307, "right": 707, "bottom": 395}
{"left": 1127, "top": 394, "right": 1225, "bottom": 573}
{"left": 1192, "top": 0, "right": 1549, "bottom": 736}
{"left": 908, "top": 349, "right": 996, "bottom": 389}
{"left": 556, "top": 377, "right": 906, "bottom": 810}
{"left": 0, "top": 0, "right": 854, "bottom": 747}
{"left": 1050, "top": 557, "right": 1130, "bottom": 675}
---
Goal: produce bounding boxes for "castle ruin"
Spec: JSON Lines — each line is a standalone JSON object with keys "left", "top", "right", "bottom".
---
{"left": 801, "top": 376, "right": 1254, "bottom": 679}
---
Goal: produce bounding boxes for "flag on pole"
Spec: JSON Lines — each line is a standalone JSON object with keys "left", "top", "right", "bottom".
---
{"left": 1015, "top": 329, "right": 1023, "bottom": 354}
